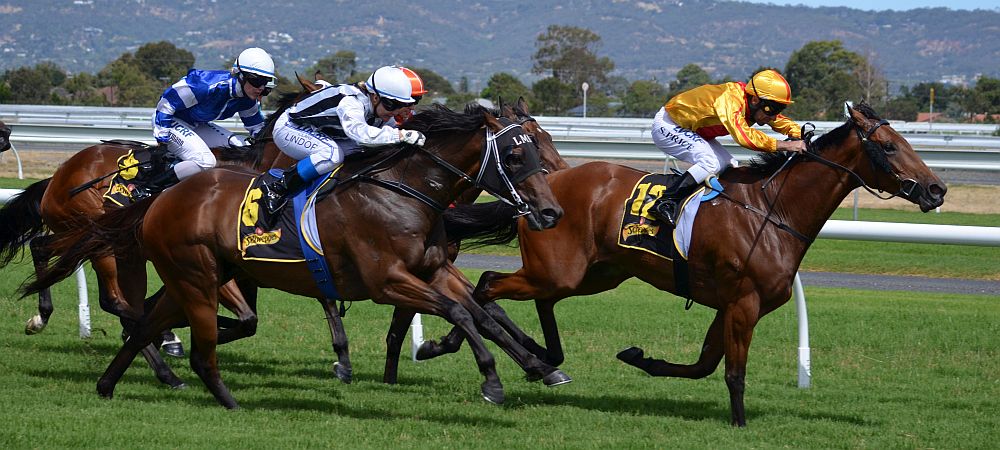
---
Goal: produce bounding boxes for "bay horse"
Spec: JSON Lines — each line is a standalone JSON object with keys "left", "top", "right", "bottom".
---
{"left": 26, "top": 104, "right": 569, "bottom": 408}
{"left": 0, "top": 83, "right": 312, "bottom": 388}
{"left": 414, "top": 103, "right": 946, "bottom": 426}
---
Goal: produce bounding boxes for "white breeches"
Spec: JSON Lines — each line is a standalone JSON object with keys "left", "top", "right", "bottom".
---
{"left": 651, "top": 107, "right": 736, "bottom": 183}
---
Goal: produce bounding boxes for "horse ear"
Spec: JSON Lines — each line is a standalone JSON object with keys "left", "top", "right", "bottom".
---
{"left": 482, "top": 109, "right": 503, "bottom": 130}
{"left": 296, "top": 72, "right": 319, "bottom": 93}
{"left": 516, "top": 97, "right": 531, "bottom": 115}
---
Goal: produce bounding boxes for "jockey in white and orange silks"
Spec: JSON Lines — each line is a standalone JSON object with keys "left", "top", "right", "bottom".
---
{"left": 260, "top": 65, "right": 428, "bottom": 215}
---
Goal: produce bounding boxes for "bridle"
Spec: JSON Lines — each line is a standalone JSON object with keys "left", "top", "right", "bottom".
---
{"left": 713, "top": 117, "right": 922, "bottom": 244}
{"left": 348, "top": 119, "right": 543, "bottom": 215}
{"left": 800, "top": 117, "right": 924, "bottom": 202}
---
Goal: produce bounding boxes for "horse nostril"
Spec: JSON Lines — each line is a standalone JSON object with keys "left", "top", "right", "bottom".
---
{"left": 929, "top": 183, "right": 947, "bottom": 198}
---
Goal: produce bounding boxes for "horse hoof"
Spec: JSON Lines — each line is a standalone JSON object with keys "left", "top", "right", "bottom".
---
{"left": 333, "top": 362, "right": 353, "bottom": 384}
{"left": 481, "top": 382, "right": 505, "bottom": 405}
{"left": 96, "top": 381, "right": 115, "bottom": 399}
{"left": 161, "top": 341, "right": 185, "bottom": 358}
{"left": 616, "top": 346, "right": 644, "bottom": 365}
{"left": 170, "top": 382, "right": 187, "bottom": 390}
{"left": 542, "top": 369, "right": 572, "bottom": 387}
{"left": 24, "top": 315, "right": 46, "bottom": 335}
{"left": 414, "top": 341, "right": 440, "bottom": 361}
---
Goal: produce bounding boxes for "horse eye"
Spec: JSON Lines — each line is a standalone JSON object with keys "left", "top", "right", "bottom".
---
{"left": 882, "top": 142, "right": 897, "bottom": 154}
{"left": 505, "top": 151, "right": 524, "bottom": 166}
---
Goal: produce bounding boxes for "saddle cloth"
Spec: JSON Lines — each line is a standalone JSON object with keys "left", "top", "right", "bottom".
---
{"left": 237, "top": 168, "right": 341, "bottom": 299}
{"left": 617, "top": 173, "right": 723, "bottom": 261}
{"left": 102, "top": 142, "right": 174, "bottom": 207}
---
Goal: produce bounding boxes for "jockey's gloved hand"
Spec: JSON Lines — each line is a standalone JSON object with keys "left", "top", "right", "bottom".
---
{"left": 400, "top": 130, "right": 426, "bottom": 147}
{"left": 228, "top": 135, "right": 250, "bottom": 147}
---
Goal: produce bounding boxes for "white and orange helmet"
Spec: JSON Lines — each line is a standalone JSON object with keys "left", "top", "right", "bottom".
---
{"left": 365, "top": 66, "right": 427, "bottom": 103}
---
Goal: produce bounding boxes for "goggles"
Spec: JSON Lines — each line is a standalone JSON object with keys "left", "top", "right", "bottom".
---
{"left": 759, "top": 99, "right": 787, "bottom": 116}
{"left": 380, "top": 95, "right": 418, "bottom": 111}
{"left": 242, "top": 72, "right": 273, "bottom": 89}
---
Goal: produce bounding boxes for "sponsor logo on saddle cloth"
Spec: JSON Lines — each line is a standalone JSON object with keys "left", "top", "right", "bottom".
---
{"left": 617, "top": 173, "right": 723, "bottom": 260}
{"left": 237, "top": 168, "right": 339, "bottom": 263}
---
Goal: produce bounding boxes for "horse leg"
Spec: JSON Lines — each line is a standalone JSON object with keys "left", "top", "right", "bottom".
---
{"left": 317, "top": 298, "right": 352, "bottom": 384}
{"left": 216, "top": 279, "right": 259, "bottom": 345}
{"left": 97, "top": 290, "right": 188, "bottom": 399}
{"left": 91, "top": 255, "right": 139, "bottom": 321}
{"left": 439, "top": 265, "right": 571, "bottom": 388}
{"left": 25, "top": 235, "right": 55, "bottom": 334}
{"left": 414, "top": 270, "right": 546, "bottom": 362}
{"left": 118, "top": 287, "right": 187, "bottom": 389}
{"left": 382, "top": 307, "right": 414, "bottom": 385}
{"left": 616, "top": 310, "right": 726, "bottom": 379}
{"left": 182, "top": 287, "right": 238, "bottom": 409}
{"left": 721, "top": 300, "right": 759, "bottom": 427}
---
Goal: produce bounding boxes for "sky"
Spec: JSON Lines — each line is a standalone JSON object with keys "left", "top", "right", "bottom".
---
{"left": 735, "top": 0, "right": 1000, "bottom": 10}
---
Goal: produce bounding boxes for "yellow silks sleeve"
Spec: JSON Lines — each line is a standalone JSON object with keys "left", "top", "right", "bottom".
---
{"left": 713, "top": 84, "right": 779, "bottom": 152}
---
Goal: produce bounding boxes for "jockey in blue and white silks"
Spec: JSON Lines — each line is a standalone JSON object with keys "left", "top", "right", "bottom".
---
{"left": 260, "top": 65, "right": 428, "bottom": 215}
{"left": 135, "top": 47, "right": 276, "bottom": 199}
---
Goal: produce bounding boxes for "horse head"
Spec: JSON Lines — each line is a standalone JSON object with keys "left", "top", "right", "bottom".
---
{"left": 0, "top": 121, "right": 11, "bottom": 153}
{"left": 480, "top": 110, "right": 564, "bottom": 230}
{"left": 846, "top": 103, "right": 947, "bottom": 212}
{"left": 500, "top": 97, "right": 571, "bottom": 172}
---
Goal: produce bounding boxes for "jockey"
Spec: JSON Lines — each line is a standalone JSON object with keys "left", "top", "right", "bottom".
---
{"left": 648, "top": 69, "right": 806, "bottom": 225}
{"left": 260, "top": 65, "right": 428, "bottom": 214}
{"left": 135, "top": 47, "right": 276, "bottom": 199}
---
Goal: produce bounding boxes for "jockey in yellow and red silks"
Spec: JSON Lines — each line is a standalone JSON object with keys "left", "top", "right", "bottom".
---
{"left": 649, "top": 69, "right": 807, "bottom": 225}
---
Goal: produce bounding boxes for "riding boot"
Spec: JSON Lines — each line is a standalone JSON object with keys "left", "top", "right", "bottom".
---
{"left": 648, "top": 172, "right": 700, "bottom": 225}
{"left": 262, "top": 165, "right": 309, "bottom": 216}
{"left": 131, "top": 168, "right": 181, "bottom": 201}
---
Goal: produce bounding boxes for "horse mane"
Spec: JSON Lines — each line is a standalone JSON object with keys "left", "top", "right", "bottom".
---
{"left": 746, "top": 102, "right": 883, "bottom": 175}
{"left": 402, "top": 104, "right": 487, "bottom": 135}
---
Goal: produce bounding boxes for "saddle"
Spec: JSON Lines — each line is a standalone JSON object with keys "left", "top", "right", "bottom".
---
{"left": 102, "top": 141, "right": 179, "bottom": 207}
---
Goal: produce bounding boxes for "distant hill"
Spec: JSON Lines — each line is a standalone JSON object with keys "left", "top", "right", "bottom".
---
{"left": 1, "top": 0, "right": 998, "bottom": 89}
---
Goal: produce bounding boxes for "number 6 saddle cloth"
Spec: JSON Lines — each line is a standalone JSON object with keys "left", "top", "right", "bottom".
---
{"left": 237, "top": 168, "right": 342, "bottom": 299}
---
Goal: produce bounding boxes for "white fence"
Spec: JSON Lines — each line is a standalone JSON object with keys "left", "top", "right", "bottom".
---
{"left": 3, "top": 105, "right": 1000, "bottom": 175}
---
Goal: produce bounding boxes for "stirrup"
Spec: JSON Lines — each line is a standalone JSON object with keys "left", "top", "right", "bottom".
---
{"left": 649, "top": 199, "right": 677, "bottom": 225}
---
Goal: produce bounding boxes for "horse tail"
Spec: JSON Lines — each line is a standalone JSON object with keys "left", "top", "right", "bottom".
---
{"left": 19, "top": 198, "right": 153, "bottom": 298}
{"left": 0, "top": 178, "right": 50, "bottom": 267}
{"left": 443, "top": 201, "right": 520, "bottom": 249}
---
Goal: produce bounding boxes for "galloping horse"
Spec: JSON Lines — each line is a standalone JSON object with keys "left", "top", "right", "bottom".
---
{"left": 0, "top": 85, "right": 310, "bottom": 387}
{"left": 26, "top": 104, "right": 569, "bottom": 408}
{"left": 415, "top": 104, "right": 947, "bottom": 426}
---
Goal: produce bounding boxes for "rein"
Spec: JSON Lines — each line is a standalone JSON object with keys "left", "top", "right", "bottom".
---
{"left": 345, "top": 121, "right": 539, "bottom": 214}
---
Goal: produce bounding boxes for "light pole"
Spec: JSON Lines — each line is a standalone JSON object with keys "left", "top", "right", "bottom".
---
{"left": 581, "top": 82, "right": 589, "bottom": 118}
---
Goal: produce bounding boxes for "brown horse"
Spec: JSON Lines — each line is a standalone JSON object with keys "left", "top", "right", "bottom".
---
{"left": 26, "top": 104, "right": 569, "bottom": 408}
{"left": 0, "top": 85, "right": 316, "bottom": 388}
{"left": 414, "top": 103, "right": 947, "bottom": 426}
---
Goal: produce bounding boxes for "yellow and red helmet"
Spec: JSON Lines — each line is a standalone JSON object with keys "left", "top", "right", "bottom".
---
{"left": 745, "top": 69, "right": 793, "bottom": 104}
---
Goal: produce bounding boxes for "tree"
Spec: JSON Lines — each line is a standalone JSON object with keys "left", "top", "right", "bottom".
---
{"left": 964, "top": 76, "right": 1000, "bottom": 116}
{"left": 310, "top": 50, "right": 356, "bottom": 83}
{"left": 63, "top": 72, "right": 105, "bottom": 106}
{"left": 532, "top": 25, "right": 614, "bottom": 95}
{"left": 621, "top": 80, "right": 668, "bottom": 118}
{"left": 1, "top": 63, "right": 63, "bottom": 104}
{"left": 133, "top": 41, "right": 195, "bottom": 83}
{"left": 480, "top": 72, "right": 531, "bottom": 104}
{"left": 530, "top": 77, "right": 575, "bottom": 116}
{"left": 98, "top": 58, "right": 161, "bottom": 106}
{"left": 784, "top": 40, "right": 866, "bottom": 119}
{"left": 668, "top": 64, "right": 711, "bottom": 97}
